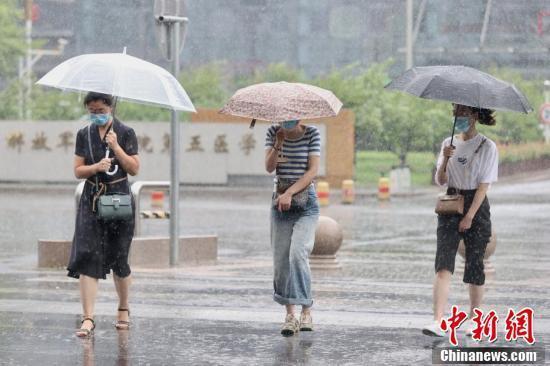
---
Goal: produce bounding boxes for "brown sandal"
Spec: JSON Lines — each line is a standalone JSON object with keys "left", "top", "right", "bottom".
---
{"left": 115, "top": 308, "right": 130, "bottom": 330}
{"left": 76, "top": 317, "right": 95, "bottom": 337}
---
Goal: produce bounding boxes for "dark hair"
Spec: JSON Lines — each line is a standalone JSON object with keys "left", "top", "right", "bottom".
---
{"left": 83, "top": 92, "right": 113, "bottom": 107}
{"left": 453, "top": 103, "right": 497, "bottom": 126}
{"left": 472, "top": 107, "right": 496, "bottom": 126}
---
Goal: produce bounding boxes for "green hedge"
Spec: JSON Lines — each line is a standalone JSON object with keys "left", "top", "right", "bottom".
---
{"left": 355, "top": 150, "right": 435, "bottom": 187}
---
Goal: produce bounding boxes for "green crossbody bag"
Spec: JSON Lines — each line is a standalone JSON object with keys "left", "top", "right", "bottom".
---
{"left": 87, "top": 125, "right": 133, "bottom": 221}
{"left": 97, "top": 193, "right": 133, "bottom": 221}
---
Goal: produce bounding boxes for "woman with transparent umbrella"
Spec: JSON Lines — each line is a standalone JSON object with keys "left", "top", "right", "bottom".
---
{"left": 68, "top": 92, "right": 140, "bottom": 337}
{"left": 35, "top": 50, "right": 195, "bottom": 337}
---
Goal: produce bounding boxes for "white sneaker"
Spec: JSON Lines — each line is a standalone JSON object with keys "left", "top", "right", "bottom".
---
{"left": 422, "top": 320, "right": 445, "bottom": 337}
{"left": 299, "top": 312, "right": 313, "bottom": 331}
{"left": 281, "top": 314, "right": 300, "bottom": 337}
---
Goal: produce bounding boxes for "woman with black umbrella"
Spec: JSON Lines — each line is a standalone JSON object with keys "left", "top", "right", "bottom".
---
{"left": 385, "top": 65, "right": 532, "bottom": 338}
{"left": 422, "top": 103, "right": 498, "bottom": 337}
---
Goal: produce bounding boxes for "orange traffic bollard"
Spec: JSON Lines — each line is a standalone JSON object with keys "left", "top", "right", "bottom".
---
{"left": 341, "top": 179, "right": 355, "bottom": 204}
{"left": 151, "top": 191, "right": 165, "bottom": 208}
{"left": 317, "top": 181, "right": 330, "bottom": 206}
{"left": 378, "top": 177, "right": 390, "bottom": 200}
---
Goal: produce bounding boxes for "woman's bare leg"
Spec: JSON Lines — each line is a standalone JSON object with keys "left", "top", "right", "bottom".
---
{"left": 285, "top": 304, "right": 296, "bottom": 316}
{"left": 113, "top": 274, "right": 131, "bottom": 324}
{"left": 468, "top": 284, "right": 484, "bottom": 317}
{"left": 78, "top": 275, "right": 98, "bottom": 333}
{"left": 433, "top": 270, "right": 452, "bottom": 321}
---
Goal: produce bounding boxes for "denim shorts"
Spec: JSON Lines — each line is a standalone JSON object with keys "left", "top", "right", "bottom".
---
{"left": 435, "top": 189, "right": 492, "bottom": 285}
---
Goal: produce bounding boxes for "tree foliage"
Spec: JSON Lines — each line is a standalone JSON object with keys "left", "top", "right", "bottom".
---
{"left": 1, "top": 54, "right": 545, "bottom": 167}
{"left": 0, "top": 0, "right": 25, "bottom": 78}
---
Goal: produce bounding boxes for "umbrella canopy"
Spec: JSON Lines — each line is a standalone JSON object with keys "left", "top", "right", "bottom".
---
{"left": 385, "top": 65, "right": 532, "bottom": 114}
{"left": 36, "top": 51, "right": 196, "bottom": 112}
{"left": 219, "top": 81, "right": 342, "bottom": 122}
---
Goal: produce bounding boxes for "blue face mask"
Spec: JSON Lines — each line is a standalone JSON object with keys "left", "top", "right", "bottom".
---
{"left": 282, "top": 120, "right": 299, "bottom": 130}
{"left": 90, "top": 113, "right": 111, "bottom": 126}
{"left": 454, "top": 117, "right": 470, "bottom": 133}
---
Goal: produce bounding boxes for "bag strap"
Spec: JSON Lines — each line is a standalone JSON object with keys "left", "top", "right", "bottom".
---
{"left": 447, "top": 137, "right": 487, "bottom": 191}
{"left": 468, "top": 137, "right": 487, "bottom": 168}
{"left": 92, "top": 182, "right": 107, "bottom": 212}
{"left": 86, "top": 125, "right": 96, "bottom": 164}
{"left": 474, "top": 137, "right": 487, "bottom": 154}
{"left": 86, "top": 125, "right": 101, "bottom": 192}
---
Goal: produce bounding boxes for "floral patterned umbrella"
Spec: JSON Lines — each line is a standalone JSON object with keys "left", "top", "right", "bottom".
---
{"left": 219, "top": 82, "right": 342, "bottom": 127}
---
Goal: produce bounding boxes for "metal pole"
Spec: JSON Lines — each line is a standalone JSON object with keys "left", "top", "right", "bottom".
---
{"left": 25, "top": 0, "right": 33, "bottom": 121}
{"left": 169, "top": 21, "right": 181, "bottom": 266}
{"left": 480, "top": 0, "right": 492, "bottom": 48}
{"left": 412, "top": 0, "right": 427, "bottom": 45}
{"left": 406, "top": 0, "right": 414, "bottom": 69}
{"left": 18, "top": 57, "right": 24, "bottom": 120}
{"left": 544, "top": 80, "right": 550, "bottom": 144}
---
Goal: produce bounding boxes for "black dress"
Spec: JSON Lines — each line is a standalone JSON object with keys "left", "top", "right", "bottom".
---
{"left": 67, "top": 119, "right": 139, "bottom": 279}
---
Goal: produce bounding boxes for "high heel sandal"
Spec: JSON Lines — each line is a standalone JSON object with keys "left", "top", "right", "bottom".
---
{"left": 76, "top": 317, "right": 95, "bottom": 337}
{"left": 115, "top": 308, "right": 130, "bottom": 330}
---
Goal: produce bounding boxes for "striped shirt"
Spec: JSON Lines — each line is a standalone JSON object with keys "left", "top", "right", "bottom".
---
{"left": 265, "top": 125, "right": 321, "bottom": 182}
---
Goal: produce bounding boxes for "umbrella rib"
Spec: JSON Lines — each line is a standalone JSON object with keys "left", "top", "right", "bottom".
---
{"left": 111, "top": 55, "right": 122, "bottom": 97}
{"left": 510, "top": 84, "right": 533, "bottom": 113}
{"left": 60, "top": 57, "right": 94, "bottom": 92}
{"left": 476, "top": 82, "right": 481, "bottom": 110}
{"left": 417, "top": 75, "right": 440, "bottom": 99}
{"left": 157, "top": 73, "right": 179, "bottom": 110}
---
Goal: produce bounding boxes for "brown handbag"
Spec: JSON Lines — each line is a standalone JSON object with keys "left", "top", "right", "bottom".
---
{"left": 435, "top": 194, "right": 464, "bottom": 215}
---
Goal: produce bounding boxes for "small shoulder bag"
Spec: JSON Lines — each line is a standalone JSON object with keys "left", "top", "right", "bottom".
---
{"left": 87, "top": 125, "right": 133, "bottom": 221}
{"left": 434, "top": 192, "right": 464, "bottom": 215}
{"left": 272, "top": 178, "right": 310, "bottom": 210}
{"left": 435, "top": 138, "right": 486, "bottom": 215}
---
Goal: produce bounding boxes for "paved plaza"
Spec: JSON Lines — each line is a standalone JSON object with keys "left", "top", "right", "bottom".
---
{"left": 0, "top": 172, "right": 549, "bottom": 365}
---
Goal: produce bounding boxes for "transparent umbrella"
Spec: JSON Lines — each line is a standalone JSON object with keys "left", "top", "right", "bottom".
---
{"left": 36, "top": 49, "right": 196, "bottom": 175}
{"left": 36, "top": 49, "right": 196, "bottom": 112}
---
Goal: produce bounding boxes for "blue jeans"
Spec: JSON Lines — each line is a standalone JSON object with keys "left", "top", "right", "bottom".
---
{"left": 271, "top": 186, "right": 320, "bottom": 307}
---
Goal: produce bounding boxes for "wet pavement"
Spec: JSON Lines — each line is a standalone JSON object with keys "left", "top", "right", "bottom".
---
{"left": 0, "top": 171, "right": 549, "bottom": 365}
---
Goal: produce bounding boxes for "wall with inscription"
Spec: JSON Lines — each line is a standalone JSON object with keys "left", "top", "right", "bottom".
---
{"left": 0, "top": 120, "right": 326, "bottom": 184}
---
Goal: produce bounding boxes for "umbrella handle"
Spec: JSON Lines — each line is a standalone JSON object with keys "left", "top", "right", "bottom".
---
{"left": 450, "top": 115, "right": 457, "bottom": 147}
{"left": 443, "top": 116, "right": 458, "bottom": 173}
{"left": 105, "top": 148, "right": 119, "bottom": 176}
{"left": 104, "top": 99, "right": 119, "bottom": 176}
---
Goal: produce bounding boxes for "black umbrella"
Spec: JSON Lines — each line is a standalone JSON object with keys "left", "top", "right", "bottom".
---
{"left": 385, "top": 65, "right": 533, "bottom": 144}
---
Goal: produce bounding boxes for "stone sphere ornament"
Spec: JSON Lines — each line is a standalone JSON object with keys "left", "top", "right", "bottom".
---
{"left": 456, "top": 229, "right": 497, "bottom": 276}
{"left": 310, "top": 216, "right": 344, "bottom": 269}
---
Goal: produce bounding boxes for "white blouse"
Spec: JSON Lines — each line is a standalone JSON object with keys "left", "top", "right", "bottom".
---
{"left": 436, "top": 133, "right": 498, "bottom": 190}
